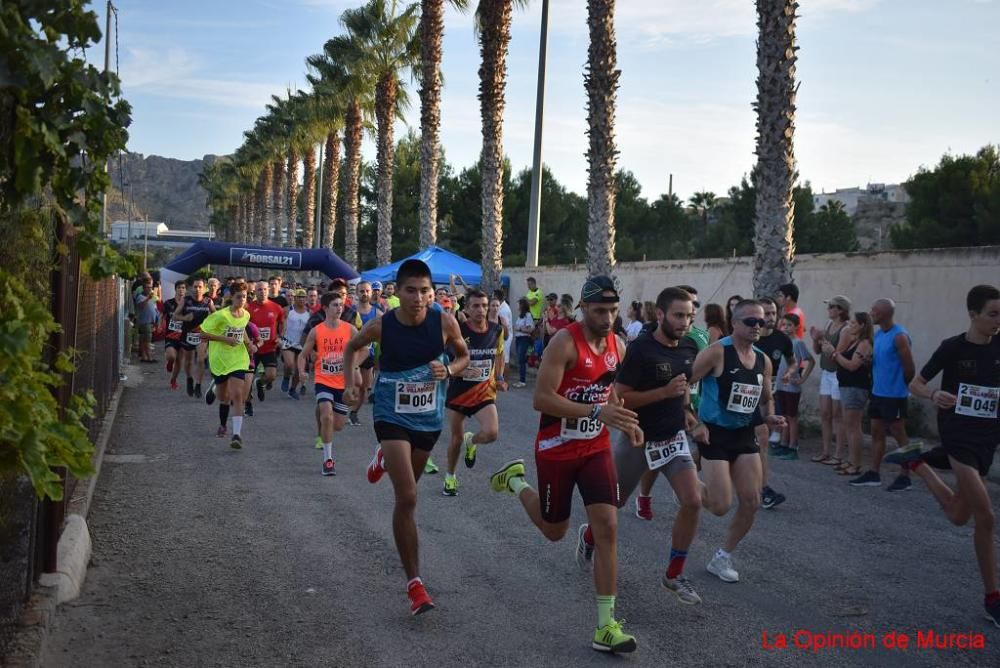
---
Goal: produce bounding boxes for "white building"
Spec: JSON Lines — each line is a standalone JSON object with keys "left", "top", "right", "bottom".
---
{"left": 111, "top": 220, "right": 166, "bottom": 241}
{"left": 813, "top": 183, "right": 910, "bottom": 215}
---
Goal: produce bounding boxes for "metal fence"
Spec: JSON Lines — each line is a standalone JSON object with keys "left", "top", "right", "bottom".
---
{"left": 0, "top": 240, "right": 123, "bottom": 658}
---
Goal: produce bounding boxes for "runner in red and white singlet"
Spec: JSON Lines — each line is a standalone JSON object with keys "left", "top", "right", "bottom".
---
{"left": 490, "top": 276, "right": 643, "bottom": 655}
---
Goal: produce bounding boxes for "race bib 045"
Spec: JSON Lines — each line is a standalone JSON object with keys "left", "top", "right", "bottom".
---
{"left": 955, "top": 383, "right": 999, "bottom": 419}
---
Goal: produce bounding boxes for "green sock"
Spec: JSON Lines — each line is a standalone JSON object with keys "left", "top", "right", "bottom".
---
{"left": 508, "top": 475, "right": 530, "bottom": 495}
{"left": 596, "top": 595, "right": 615, "bottom": 628}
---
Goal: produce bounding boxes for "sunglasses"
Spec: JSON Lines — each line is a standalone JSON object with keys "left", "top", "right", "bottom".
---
{"left": 741, "top": 317, "right": 767, "bottom": 328}
{"left": 692, "top": 300, "right": 701, "bottom": 309}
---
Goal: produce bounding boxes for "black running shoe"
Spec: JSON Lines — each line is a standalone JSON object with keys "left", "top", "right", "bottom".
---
{"left": 348, "top": 411, "right": 361, "bottom": 427}
{"left": 986, "top": 597, "right": 1000, "bottom": 628}
{"left": 230, "top": 434, "right": 242, "bottom": 450}
{"left": 205, "top": 383, "right": 216, "bottom": 405}
{"left": 186, "top": 377, "right": 195, "bottom": 397}
{"left": 245, "top": 401, "right": 254, "bottom": 417}
{"left": 256, "top": 378, "right": 265, "bottom": 401}
{"left": 194, "top": 383, "right": 202, "bottom": 399}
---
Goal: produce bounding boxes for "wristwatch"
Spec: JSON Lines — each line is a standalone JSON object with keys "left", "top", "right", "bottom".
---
{"left": 590, "top": 403, "right": 604, "bottom": 421}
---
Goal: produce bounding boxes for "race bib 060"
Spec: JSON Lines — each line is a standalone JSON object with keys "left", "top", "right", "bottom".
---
{"left": 461, "top": 359, "right": 493, "bottom": 382}
{"left": 395, "top": 381, "right": 437, "bottom": 414}
{"left": 955, "top": 383, "right": 999, "bottom": 419}
{"left": 645, "top": 430, "right": 690, "bottom": 471}
{"left": 560, "top": 414, "right": 604, "bottom": 440}
{"left": 726, "top": 381, "right": 761, "bottom": 414}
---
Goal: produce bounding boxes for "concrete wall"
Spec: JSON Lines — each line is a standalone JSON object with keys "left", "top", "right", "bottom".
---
{"left": 503, "top": 246, "right": 1000, "bottom": 433}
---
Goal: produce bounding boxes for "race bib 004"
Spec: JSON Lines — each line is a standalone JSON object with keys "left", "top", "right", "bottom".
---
{"left": 726, "top": 381, "right": 761, "bottom": 414}
{"left": 645, "top": 430, "right": 690, "bottom": 471}
{"left": 395, "top": 381, "right": 437, "bottom": 414}
{"left": 955, "top": 383, "right": 999, "bottom": 419}
{"left": 560, "top": 414, "right": 604, "bottom": 440}
{"left": 461, "top": 359, "right": 493, "bottom": 382}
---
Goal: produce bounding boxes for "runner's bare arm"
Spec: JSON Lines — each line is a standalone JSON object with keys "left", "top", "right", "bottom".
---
{"left": 532, "top": 330, "right": 588, "bottom": 419}
{"left": 494, "top": 340, "right": 507, "bottom": 391}
{"left": 761, "top": 358, "right": 786, "bottom": 428}
{"left": 433, "top": 313, "right": 469, "bottom": 379}
{"left": 344, "top": 316, "right": 382, "bottom": 375}
{"left": 910, "top": 373, "right": 956, "bottom": 410}
{"left": 297, "top": 328, "right": 317, "bottom": 377}
{"left": 688, "top": 342, "right": 724, "bottom": 386}
{"left": 895, "top": 333, "right": 916, "bottom": 384}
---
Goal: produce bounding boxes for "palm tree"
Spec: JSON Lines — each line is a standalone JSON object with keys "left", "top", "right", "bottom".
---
{"left": 584, "top": 0, "right": 620, "bottom": 279}
{"left": 689, "top": 190, "right": 717, "bottom": 226}
{"left": 320, "top": 130, "right": 340, "bottom": 248}
{"left": 340, "top": 0, "right": 420, "bottom": 266}
{"left": 477, "top": 0, "right": 522, "bottom": 292}
{"left": 271, "top": 158, "right": 285, "bottom": 244}
{"left": 419, "top": 0, "right": 469, "bottom": 248}
{"left": 751, "top": 0, "right": 799, "bottom": 298}
{"left": 305, "top": 67, "right": 348, "bottom": 250}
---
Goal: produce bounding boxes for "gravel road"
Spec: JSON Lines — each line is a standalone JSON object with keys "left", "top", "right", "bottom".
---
{"left": 42, "top": 364, "right": 999, "bottom": 667}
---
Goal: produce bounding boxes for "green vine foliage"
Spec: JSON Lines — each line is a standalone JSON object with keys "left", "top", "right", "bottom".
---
{"left": 0, "top": 270, "right": 96, "bottom": 500}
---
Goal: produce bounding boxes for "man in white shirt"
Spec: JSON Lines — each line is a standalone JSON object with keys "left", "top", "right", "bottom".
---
{"left": 494, "top": 288, "right": 513, "bottom": 373}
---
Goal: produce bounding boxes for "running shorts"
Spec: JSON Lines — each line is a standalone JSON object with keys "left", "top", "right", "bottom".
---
{"left": 164, "top": 339, "right": 182, "bottom": 351}
{"left": 774, "top": 390, "right": 801, "bottom": 418}
{"left": 374, "top": 421, "right": 441, "bottom": 452}
{"left": 359, "top": 353, "right": 376, "bottom": 371}
{"left": 613, "top": 431, "right": 694, "bottom": 504}
{"left": 213, "top": 370, "right": 246, "bottom": 384}
{"left": 254, "top": 351, "right": 279, "bottom": 369}
{"left": 698, "top": 424, "right": 759, "bottom": 462}
{"left": 535, "top": 448, "right": 619, "bottom": 524}
{"left": 868, "top": 395, "right": 907, "bottom": 422}
{"left": 941, "top": 440, "right": 997, "bottom": 477}
{"left": 445, "top": 399, "right": 495, "bottom": 418}
{"left": 315, "top": 384, "right": 349, "bottom": 415}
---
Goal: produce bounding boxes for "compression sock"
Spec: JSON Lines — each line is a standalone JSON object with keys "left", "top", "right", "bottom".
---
{"left": 219, "top": 403, "right": 230, "bottom": 427}
{"left": 323, "top": 443, "right": 333, "bottom": 460}
{"left": 231, "top": 416, "right": 243, "bottom": 437}
{"left": 666, "top": 548, "right": 688, "bottom": 579}
{"left": 596, "top": 595, "right": 616, "bottom": 628}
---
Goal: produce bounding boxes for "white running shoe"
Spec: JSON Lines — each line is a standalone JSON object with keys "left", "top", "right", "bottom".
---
{"left": 707, "top": 551, "right": 739, "bottom": 583}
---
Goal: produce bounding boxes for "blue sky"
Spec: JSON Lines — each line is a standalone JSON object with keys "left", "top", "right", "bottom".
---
{"left": 98, "top": 0, "right": 999, "bottom": 201}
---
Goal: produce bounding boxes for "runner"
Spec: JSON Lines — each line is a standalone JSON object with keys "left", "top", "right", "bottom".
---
{"left": 442, "top": 290, "right": 506, "bottom": 497}
{"left": 349, "top": 281, "right": 384, "bottom": 426}
{"left": 306, "top": 287, "right": 322, "bottom": 315}
{"left": 282, "top": 289, "right": 312, "bottom": 398}
{"left": 688, "top": 299, "right": 786, "bottom": 583}
{"left": 247, "top": 280, "right": 286, "bottom": 412}
{"left": 370, "top": 280, "right": 386, "bottom": 310}
{"left": 206, "top": 277, "right": 223, "bottom": 308}
{"left": 610, "top": 286, "right": 704, "bottom": 605}
{"left": 342, "top": 259, "right": 470, "bottom": 616}
{"left": 198, "top": 281, "right": 253, "bottom": 449}
{"left": 849, "top": 298, "right": 917, "bottom": 490}
{"left": 753, "top": 297, "right": 794, "bottom": 509}
{"left": 161, "top": 281, "right": 187, "bottom": 390}
{"left": 489, "top": 275, "right": 642, "bottom": 654}
{"left": 384, "top": 281, "right": 400, "bottom": 310}
{"left": 771, "top": 312, "right": 815, "bottom": 460}
{"left": 634, "top": 285, "right": 706, "bottom": 521}
{"left": 268, "top": 275, "right": 289, "bottom": 309}
{"left": 178, "top": 278, "right": 215, "bottom": 398}
{"left": 885, "top": 284, "right": 1000, "bottom": 627}
{"left": 298, "top": 291, "right": 359, "bottom": 476}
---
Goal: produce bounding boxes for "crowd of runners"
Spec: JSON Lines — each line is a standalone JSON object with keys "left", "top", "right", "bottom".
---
{"left": 133, "top": 265, "right": 999, "bottom": 654}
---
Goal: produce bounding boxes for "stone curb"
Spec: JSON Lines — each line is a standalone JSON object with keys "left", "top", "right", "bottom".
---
{"left": 3, "top": 366, "right": 132, "bottom": 668}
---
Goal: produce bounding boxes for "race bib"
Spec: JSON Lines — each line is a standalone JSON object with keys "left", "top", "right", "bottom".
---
{"left": 645, "top": 431, "right": 690, "bottom": 471}
{"left": 461, "top": 359, "right": 493, "bottom": 382}
{"left": 224, "top": 327, "right": 244, "bottom": 343}
{"left": 259, "top": 327, "right": 271, "bottom": 342}
{"left": 168, "top": 319, "right": 183, "bottom": 333}
{"left": 560, "top": 414, "right": 604, "bottom": 440}
{"left": 279, "top": 336, "right": 292, "bottom": 349}
{"left": 321, "top": 354, "right": 344, "bottom": 376}
{"left": 689, "top": 380, "right": 700, "bottom": 397}
{"left": 726, "top": 381, "right": 761, "bottom": 414}
{"left": 395, "top": 381, "right": 437, "bottom": 414}
{"left": 955, "top": 383, "right": 999, "bottom": 419}
{"left": 185, "top": 332, "right": 201, "bottom": 346}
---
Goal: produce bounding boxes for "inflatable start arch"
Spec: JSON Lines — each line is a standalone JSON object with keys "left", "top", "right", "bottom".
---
{"left": 158, "top": 241, "right": 359, "bottom": 300}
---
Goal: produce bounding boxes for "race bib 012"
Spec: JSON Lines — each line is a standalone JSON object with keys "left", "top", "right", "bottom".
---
{"left": 726, "top": 381, "right": 761, "bottom": 414}
{"left": 645, "top": 431, "right": 690, "bottom": 471}
{"left": 395, "top": 381, "right": 437, "bottom": 414}
{"left": 321, "top": 355, "right": 344, "bottom": 376}
{"left": 955, "top": 383, "right": 999, "bottom": 419}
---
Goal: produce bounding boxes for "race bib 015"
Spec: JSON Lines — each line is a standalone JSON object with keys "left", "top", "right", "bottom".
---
{"left": 321, "top": 355, "right": 344, "bottom": 376}
{"left": 461, "top": 359, "right": 493, "bottom": 382}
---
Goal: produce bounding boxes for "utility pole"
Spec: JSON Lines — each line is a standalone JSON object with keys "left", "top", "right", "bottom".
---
{"left": 525, "top": 0, "right": 549, "bottom": 268}
{"left": 142, "top": 215, "right": 149, "bottom": 272}
{"left": 314, "top": 140, "right": 324, "bottom": 249}
{"left": 102, "top": 1, "right": 114, "bottom": 237}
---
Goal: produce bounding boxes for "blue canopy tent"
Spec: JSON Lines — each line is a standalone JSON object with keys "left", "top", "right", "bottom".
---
{"left": 360, "top": 245, "right": 508, "bottom": 290}
{"left": 159, "top": 241, "right": 358, "bottom": 301}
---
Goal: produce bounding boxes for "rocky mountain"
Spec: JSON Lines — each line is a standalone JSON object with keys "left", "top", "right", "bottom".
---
{"left": 107, "top": 152, "right": 221, "bottom": 231}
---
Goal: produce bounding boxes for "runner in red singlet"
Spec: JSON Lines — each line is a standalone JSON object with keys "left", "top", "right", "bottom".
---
{"left": 490, "top": 276, "right": 643, "bottom": 654}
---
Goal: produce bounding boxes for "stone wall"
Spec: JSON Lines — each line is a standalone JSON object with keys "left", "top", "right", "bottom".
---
{"left": 501, "top": 246, "right": 1000, "bottom": 433}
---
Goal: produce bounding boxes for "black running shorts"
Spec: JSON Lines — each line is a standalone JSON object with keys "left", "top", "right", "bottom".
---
{"left": 698, "top": 424, "right": 760, "bottom": 462}
{"left": 374, "top": 421, "right": 441, "bottom": 452}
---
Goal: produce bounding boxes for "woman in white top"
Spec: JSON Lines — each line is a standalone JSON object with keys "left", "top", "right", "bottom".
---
{"left": 512, "top": 297, "right": 535, "bottom": 388}
{"left": 282, "top": 292, "right": 313, "bottom": 391}
{"left": 624, "top": 300, "right": 644, "bottom": 342}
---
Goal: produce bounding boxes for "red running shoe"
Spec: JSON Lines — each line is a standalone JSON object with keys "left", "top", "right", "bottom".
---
{"left": 166, "top": 359, "right": 174, "bottom": 373}
{"left": 407, "top": 581, "right": 434, "bottom": 616}
{"left": 170, "top": 379, "right": 179, "bottom": 390}
{"left": 635, "top": 494, "right": 653, "bottom": 521}
{"left": 367, "top": 446, "right": 385, "bottom": 484}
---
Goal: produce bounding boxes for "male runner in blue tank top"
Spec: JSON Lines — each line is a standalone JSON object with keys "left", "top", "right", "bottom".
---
{"left": 343, "top": 259, "right": 469, "bottom": 616}
{"left": 688, "top": 299, "right": 786, "bottom": 584}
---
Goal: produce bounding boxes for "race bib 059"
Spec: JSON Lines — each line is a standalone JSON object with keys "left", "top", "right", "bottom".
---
{"left": 560, "top": 415, "right": 604, "bottom": 440}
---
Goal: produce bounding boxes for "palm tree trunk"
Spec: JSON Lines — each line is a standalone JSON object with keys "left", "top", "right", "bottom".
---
{"left": 272, "top": 158, "right": 285, "bottom": 245}
{"left": 302, "top": 145, "right": 317, "bottom": 249}
{"left": 419, "top": 0, "right": 444, "bottom": 249}
{"left": 322, "top": 130, "right": 340, "bottom": 249}
{"left": 585, "top": 0, "right": 620, "bottom": 279}
{"left": 286, "top": 148, "right": 300, "bottom": 247}
{"left": 752, "top": 0, "right": 799, "bottom": 298}
{"left": 478, "top": 0, "right": 512, "bottom": 294}
{"left": 375, "top": 73, "right": 397, "bottom": 266}
{"left": 241, "top": 192, "right": 254, "bottom": 244}
{"left": 343, "top": 100, "right": 363, "bottom": 268}
{"left": 258, "top": 163, "right": 273, "bottom": 246}
{"left": 226, "top": 204, "right": 237, "bottom": 242}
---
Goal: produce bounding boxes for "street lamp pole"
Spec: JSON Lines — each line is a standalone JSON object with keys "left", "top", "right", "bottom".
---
{"left": 525, "top": 0, "right": 549, "bottom": 268}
